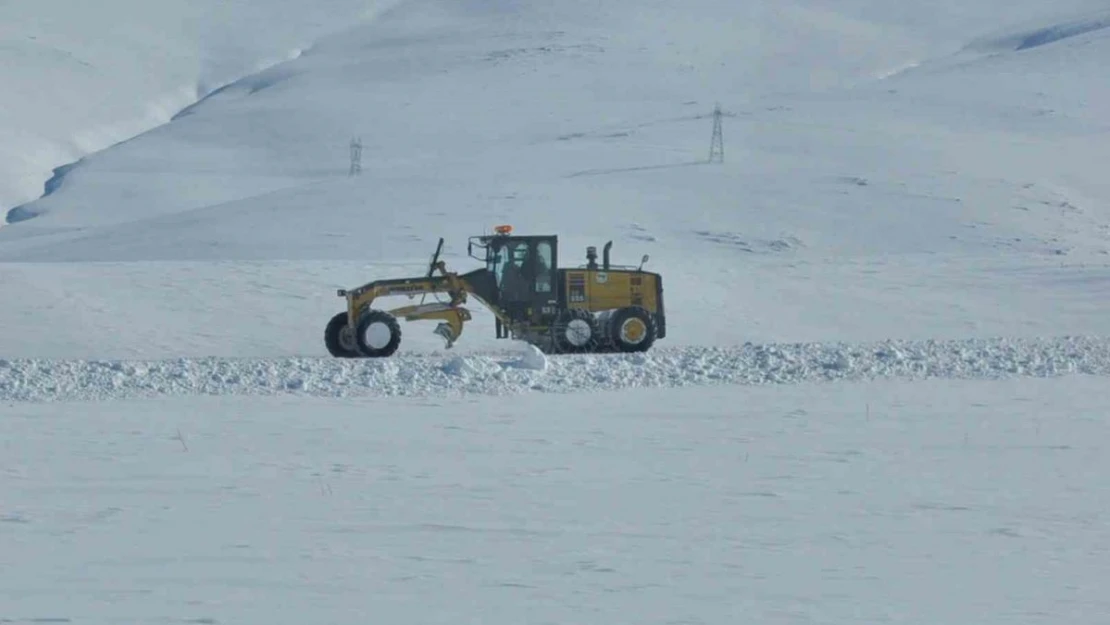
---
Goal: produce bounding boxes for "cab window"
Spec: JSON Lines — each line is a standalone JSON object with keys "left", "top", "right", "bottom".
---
{"left": 493, "top": 241, "right": 530, "bottom": 287}
{"left": 535, "top": 241, "right": 553, "bottom": 293}
{"left": 489, "top": 242, "right": 509, "bottom": 285}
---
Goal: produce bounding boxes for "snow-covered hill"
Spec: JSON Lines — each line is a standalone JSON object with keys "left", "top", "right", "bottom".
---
{"left": 3, "top": 0, "right": 1110, "bottom": 360}
{"left": 0, "top": 0, "right": 397, "bottom": 212}
{"left": 3, "top": 2, "right": 1110, "bottom": 622}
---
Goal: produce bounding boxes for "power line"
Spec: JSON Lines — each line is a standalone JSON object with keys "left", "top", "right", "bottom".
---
{"left": 708, "top": 103, "right": 724, "bottom": 163}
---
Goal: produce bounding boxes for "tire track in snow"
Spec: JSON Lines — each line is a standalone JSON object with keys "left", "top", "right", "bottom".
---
{"left": 3, "top": 336, "right": 1110, "bottom": 403}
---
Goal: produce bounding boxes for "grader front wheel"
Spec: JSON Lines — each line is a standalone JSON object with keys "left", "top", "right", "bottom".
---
{"left": 324, "top": 312, "right": 361, "bottom": 358}
{"left": 355, "top": 309, "right": 403, "bottom": 357}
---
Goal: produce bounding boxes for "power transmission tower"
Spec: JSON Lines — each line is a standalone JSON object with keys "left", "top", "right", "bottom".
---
{"left": 708, "top": 103, "right": 724, "bottom": 163}
{"left": 349, "top": 137, "right": 363, "bottom": 176}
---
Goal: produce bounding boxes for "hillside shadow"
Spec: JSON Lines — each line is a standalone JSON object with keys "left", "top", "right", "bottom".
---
{"left": 1014, "top": 17, "right": 1110, "bottom": 50}
{"left": 964, "top": 11, "right": 1110, "bottom": 54}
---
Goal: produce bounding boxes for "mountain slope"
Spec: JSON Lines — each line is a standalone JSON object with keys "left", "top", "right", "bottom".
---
{"left": 0, "top": 0, "right": 397, "bottom": 213}
{"left": 2, "top": 0, "right": 1109, "bottom": 359}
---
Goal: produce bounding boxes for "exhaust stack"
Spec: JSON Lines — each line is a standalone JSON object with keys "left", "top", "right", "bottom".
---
{"left": 602, "top": 241, "right": 612, "bottom": 270}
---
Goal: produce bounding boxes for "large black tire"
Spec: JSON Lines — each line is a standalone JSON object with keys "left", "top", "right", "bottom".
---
{"left": 324, "top": 312, "right": 361, "bottom": 358}
{"left": 354, "top": 309, "right": 402, "bottom": 357}
{"left": 550, "top": 308, "right": 601, "bottom": 353}
{"left": 606, "top": 306, "right": 657, "bottom": 352}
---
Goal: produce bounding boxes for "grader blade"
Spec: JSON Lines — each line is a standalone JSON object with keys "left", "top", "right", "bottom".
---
{"left": 433, "top": 322, "right": 457, "bottom": 347}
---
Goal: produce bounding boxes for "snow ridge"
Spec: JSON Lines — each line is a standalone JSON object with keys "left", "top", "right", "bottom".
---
{"left": 3, "top": 336, "right": 1109, "bottom": 403}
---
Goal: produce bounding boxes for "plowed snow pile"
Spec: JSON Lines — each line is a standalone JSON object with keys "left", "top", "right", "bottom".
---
{"left": 4, "top": 336, "right": 1108, "bottom": 403}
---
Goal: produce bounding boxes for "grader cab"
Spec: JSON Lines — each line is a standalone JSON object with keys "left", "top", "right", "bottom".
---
{"left": 324, "top": 225, "right": 666, "bottom": 357}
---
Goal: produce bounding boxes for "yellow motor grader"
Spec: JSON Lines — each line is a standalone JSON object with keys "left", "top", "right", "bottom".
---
{"left": 324, "top": 225, "right": 666, "bottom": 357}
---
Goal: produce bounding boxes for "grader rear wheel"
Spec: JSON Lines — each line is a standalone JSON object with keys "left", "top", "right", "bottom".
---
{"left": 551, "top": 308, "right": 600, "bottom": 353}
{"left": 606, "top": 306, "right": 657, "bottom": 352}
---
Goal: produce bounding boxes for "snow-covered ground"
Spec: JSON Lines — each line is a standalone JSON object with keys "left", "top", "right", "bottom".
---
{"left": 3, "top": 0, "right": 1110, "bottom": 621}
{"left": 4, "top": 377, "right": 1109, "bottom": 623}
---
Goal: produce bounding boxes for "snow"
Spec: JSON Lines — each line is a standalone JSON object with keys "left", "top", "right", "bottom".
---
{"left": 3, "top": 0, "right": 1110, "bottom": 360}
{"left": 3, "top": 377, "right": 1109, "bottom": 623}
{"left": 3, "top": 0, "right": 1110, "bottom": 621}
{"left": 0, "top": 0, "right": 397, "bottom": 213}
{"left": 3, "top": 335, "right": 1110, "bottom": 404}
{"left": 518, "top": 343, "right": 549, "bottom": 372}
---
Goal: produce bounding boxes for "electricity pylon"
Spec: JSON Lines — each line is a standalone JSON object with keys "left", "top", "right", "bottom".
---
{"left": 349, "top": 137, "right": 363, "bottom": 176}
